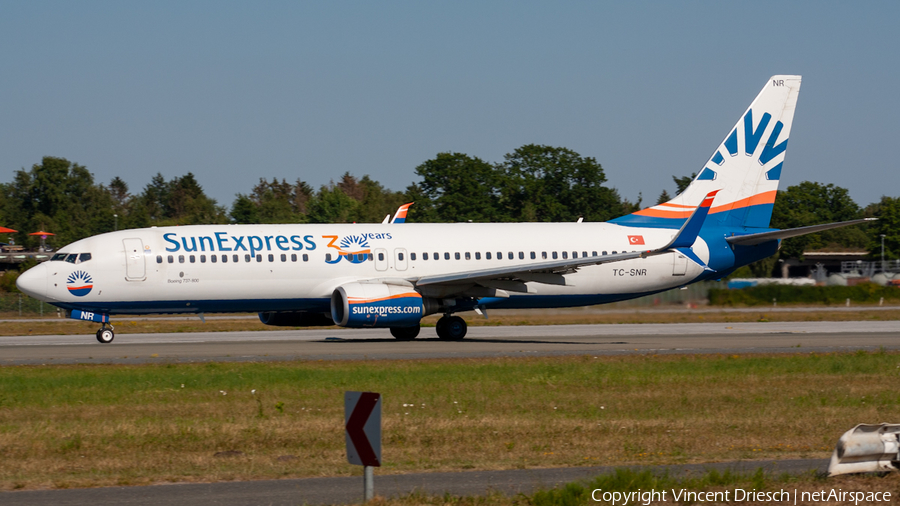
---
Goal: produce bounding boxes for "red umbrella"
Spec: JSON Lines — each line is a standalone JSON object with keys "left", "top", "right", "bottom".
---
{"left": 29, "top": 231, "right": 55, "bottom": 250}
{"left": 0, "top": 227, "right": 17, "bottom": 234}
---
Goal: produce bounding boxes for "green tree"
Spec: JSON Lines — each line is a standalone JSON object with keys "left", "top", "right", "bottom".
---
{"left": 499, "top": 144, "right": 625, "bottom": 222}
{"left": 656, "top": 189, "right": 671, "bottom": 205}
{"left": 2, "top": 157, "right": 117, "bottom": 247}
{"left": 673, "top": 173, "right": 696, "bottom": 195}
{"left": 307, "top": 184, "right": 360, "bottom": 223}
{"left": 771, "top": 181, "right": 869, "bottom": 259}
{"left": 866, "top": 196, "right": 900, "bottom": 261}
{"left": 132, "top": 173, "right": 227, "bottom": 226}
{"left": 413, "top": 152, "right": 501, "bottom": 222}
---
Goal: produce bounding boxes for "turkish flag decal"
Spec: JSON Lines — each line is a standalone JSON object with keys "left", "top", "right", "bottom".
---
{"left": 627, "top": 235, "right": 645, "bottom": 245}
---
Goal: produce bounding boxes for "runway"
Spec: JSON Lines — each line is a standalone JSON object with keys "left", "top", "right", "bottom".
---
{"left": 2, "top": 321, "right": 899, "bottom": 365}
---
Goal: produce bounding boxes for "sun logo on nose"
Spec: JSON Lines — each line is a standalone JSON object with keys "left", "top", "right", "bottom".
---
{"left": 66, "top": 270, "right": 93, "bottom": 297}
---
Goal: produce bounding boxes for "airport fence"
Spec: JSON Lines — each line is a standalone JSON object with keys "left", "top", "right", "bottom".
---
{"left": 605, "top": 280, "right": 726, "bottom": 308}
{"left": 0, "top": 292, "right": 56, "bottom": 317}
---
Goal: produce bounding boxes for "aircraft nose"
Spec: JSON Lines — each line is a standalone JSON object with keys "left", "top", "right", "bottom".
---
{"left": 16, "top": 263, "right": 50, "bottom": 301}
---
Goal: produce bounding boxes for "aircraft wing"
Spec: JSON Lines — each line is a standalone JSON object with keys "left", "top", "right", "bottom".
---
{"left": 414, "top": 250, "right": 645, "bottom": 288}
{"left": 725, "top": 218, "right": 876, "bottom": 246}
{"left": 413, "top": 189, "right": 722, "bottom": 290}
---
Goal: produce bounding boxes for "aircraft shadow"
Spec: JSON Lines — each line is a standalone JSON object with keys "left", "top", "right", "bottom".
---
{"left": 315, "top": 338, "right": 628, "bottom": 346}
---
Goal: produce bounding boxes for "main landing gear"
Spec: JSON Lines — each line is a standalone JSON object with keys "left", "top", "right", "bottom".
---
{"left": 95, "top": 323, "right": 115, "bottom": 344}
{"left": 435, "top": 315, "right": 467, "bottom": 341}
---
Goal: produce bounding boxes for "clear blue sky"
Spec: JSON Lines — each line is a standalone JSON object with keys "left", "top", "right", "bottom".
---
{"left": 1, "top": 1, "right": 897, "bottom": 211}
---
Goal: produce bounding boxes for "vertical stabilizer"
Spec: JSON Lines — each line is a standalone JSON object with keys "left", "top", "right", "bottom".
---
{"left": 613, "top": 75, "right": 801, "bottom": 229}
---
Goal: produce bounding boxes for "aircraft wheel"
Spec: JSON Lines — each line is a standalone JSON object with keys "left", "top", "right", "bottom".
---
{"left": 96, "top": 328, "right": 115, "bottom": 344}
{"left": 390, "top": 325, "right": 420, "bottom": 341}
{"left": 437, "top": 316, "right": 466, "bottom": 341}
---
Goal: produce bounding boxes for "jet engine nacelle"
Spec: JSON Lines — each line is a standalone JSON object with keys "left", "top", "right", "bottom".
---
{"left": 258, "top": 311, "right": 334, "bottom": 327}
{"left": 331, "top": 282, "right": 436, "bottom": 328}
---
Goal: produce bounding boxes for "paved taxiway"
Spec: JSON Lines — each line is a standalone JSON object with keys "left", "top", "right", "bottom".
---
{"left": 1, "top": 458, "right": 828, "bottom": 506}
{"left": 1, "top": 321, "right": 899, "bottom": 365}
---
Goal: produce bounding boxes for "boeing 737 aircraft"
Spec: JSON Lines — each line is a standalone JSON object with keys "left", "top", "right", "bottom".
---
{"left": 16, "top": 75, "right": 872, "bottom": 343}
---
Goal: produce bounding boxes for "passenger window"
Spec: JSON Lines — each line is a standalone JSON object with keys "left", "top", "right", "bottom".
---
{"left": 367, "top": 253, "right": 373, "bottom": 261}
{"left": 222, "top": 255, "right": 228, "bottom": 263}
{"left": 326, "top": 253, "right": 332, "bottom": 262}
{"left": 411, "top": 252, "right": 416, "bottom": 261}
{"left": 602, "top": 251, "right": 607, "bottom": 255}
{"left": 79, "top": 253, "right": 92, "bottom": 262}
{"left": 302, "top": 254, "right": 309, "bottom": 262}
{"left": 530, "top": 252, "right": 536, "bottom": 259}
{"left": 291, "top": 253, "right": 297, "bottom": 262}
{"left": 281, "top": 254, "right": 286, "bottom": 262}
{"left": 518, "top": 252, "right": 524, "bottom": 260}
{"left": 157, "top": 255, "right": 163, "bottom": 264}
{"left": 475, "top": 252, "right": 481, "bottom": 260}
{"left": 423, "top": 252, "right": 429, "bottom": 260}
{"left": 612, "top": 251, "right": 617, "bottom": 254}
{"left": 497, "top": 252, "right": 502, "bottom": 260}
{"left": 552, "top": 252, "right": 558, "bottom": 260}
{"left": 433, "top": 252, "right": 439, "bottom": 260}
{"left": 542, "top": 252, "right": 547, "bottom": 259}
{"left": 168, "top": 255, "right": 174, "bottom": 263}
{"left": 245, "top": 254, "right": 251, "bottom": 262}
{"left": 233, "top": 254, "right": 239, "bottom": 263}
{"left": 398, "top": 252, "right": 405, "bottom": 261}
{"left": 572, "top": 251, "right": 577, "bottom": 259}
{"left": 508, "top": 252, "right": 513, "bottom": 260}
{"left": 465, "top": 252, "right": 471, "bottom": 260}
{"left": 211, "top": 255, "right": 218, "bottom": 263}
{"left": 592, "top": 251, "right": 597, "bottom": 257}
{"left": 189, "top": 255, "right": 195, "bottom": 263}
{"left": 486, "top": 252, "right": 491, "bottom": 260}
{"left": 583, "top": 251, "right": 588, "bottom": 258}
{"left": 66, "top": 254, "right": 77, "bottom": 263}
{"left": 201, "top": 255, "right": 206, "bottom": 263}
{"left": 178, "top": 255, "right": 184, "bottom": 263}
{"left": 378, "top": 252, "right": 385, "bottom": 261}
{"left": 444, "top": 252, "right": 450, "bottom": 260}
{"left": 454, "top": 252, "right": 460, "bottom": 260}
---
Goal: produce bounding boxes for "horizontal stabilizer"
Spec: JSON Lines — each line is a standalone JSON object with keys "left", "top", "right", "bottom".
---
{"left": 726, "top": 218, "right": 876, "bottom": 246}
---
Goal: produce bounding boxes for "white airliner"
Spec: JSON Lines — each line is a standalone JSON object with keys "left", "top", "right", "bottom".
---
{"left": 17, "top": 75, "right": 871, "bottom": 343}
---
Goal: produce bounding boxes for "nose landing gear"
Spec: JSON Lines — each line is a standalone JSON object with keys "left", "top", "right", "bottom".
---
{"left": 95, "top": 323, "right": 115, "bottom": 344}
{"left": 435, "top": 315, "right": 467, "bottom": 340}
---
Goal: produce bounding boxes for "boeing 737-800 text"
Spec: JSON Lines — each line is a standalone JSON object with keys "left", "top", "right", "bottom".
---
{"left": 16, "top": 76, "right": 871, "bottom": 342}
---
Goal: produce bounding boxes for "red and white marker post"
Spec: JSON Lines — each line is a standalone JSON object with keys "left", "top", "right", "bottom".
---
{"left": 345, "top": 391, "right": 381, "bottom": 502}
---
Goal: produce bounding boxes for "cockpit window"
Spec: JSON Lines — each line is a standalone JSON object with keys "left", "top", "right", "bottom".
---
{"left": 52, "top": 252, "right": 92, "bottom": 263}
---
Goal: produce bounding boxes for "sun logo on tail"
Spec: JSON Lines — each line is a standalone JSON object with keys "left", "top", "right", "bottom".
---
{"left": 66, "top": 270, "right": 93, "bottom": 297}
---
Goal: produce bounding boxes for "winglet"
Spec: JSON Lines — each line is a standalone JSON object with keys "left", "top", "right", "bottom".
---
{"left": 663, "top": 190, "right": 719, "bottom": 249}
{"left": 391, "top": 203, "right": 414, "bottom": 224}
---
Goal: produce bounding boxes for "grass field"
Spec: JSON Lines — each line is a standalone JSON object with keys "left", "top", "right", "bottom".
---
{"left": 2, "top": 350, "right": 899, "bottom": 491}
{"left": 377, "top": 468, "right": 900, "bottom": 506}
{"left": 2, "top": 307, "right": 899, "bottom": 336}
